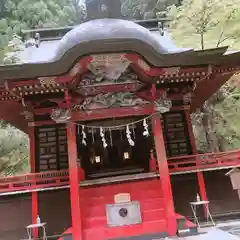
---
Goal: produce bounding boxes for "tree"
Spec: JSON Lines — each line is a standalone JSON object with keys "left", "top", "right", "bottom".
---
{"left": 0, "top": 125, "right": 29, "bottom": 176}
{"left": 0, "top": 32, "right": 28, "bottom": 175}
{"left": 0, "top": 0, "right": 87, "bottom": 176}
{"left": 168, "top": 0, "right": 240, "bottom": 50}
{"left": 64, "top": 0, "right": 86, "bottom": 24}
{"left": 2, "top": 34, "right": 23, "bottom": 64}
{"left": 121, "top": 0, "right": 179, "bottom": 20}
{"left": 167, "top": 0, "right": 240, "bottom": 152}
{"left": 0, "top": 0, "right": 86, "bottom": 50}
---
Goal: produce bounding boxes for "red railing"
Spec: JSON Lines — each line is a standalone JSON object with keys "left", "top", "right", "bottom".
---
{"left": 0, "top": 170, "right": 69, "bottom": 193}
{"left": 0, "top": 150, "right": 239, "bottom": 194}
{"left": 168, "top": 150, "right": 240, "bottom": 174}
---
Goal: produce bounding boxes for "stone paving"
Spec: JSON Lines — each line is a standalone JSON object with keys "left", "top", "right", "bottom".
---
{"left": 162, "top": 228, "right": 240, "bottom": 239}
{"left": 187, "top": 229, "right": 240, "bottom": 239}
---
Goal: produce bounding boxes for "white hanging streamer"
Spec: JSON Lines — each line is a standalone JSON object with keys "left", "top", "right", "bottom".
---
{"left": 81, "top": 125, "right": 87, "bottom": 146}
{"left": 109, "top": 128, "right": 113, "bottom": 146}
{"left": 74, "top": 113, "right": 157, "bottom": 130}
{"left": 100, "top": 127, "right": 108, "bottom": 148}
{"left": 91, "top": 128, "right": 95, "bottom": 143}
{"left": 132, "top": 125, "right": 136, "bottom": 139}
{"left": 126, "top": 125, "right": 135, "bottom": 146}
{"left": 143, "top": 118, "right": 150, "bottom": 137}
{"left": 74, "top": 114, "right": 156, "bottom": 147}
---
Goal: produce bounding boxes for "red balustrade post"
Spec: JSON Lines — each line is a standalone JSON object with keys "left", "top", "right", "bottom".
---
{"left": 29, "top": 126, "right": 38, "bottom": 240}
{"left": 66, "top": 122, "right": 83, "bottom": 240}
{"left": 185, "top": 109, "right": 208, "bottom": 217}
{"left": 152, "top": 113, "right": 177, "bottom": 236}
{"left": 149, "top": 150, "right": 157, "bottom": 172}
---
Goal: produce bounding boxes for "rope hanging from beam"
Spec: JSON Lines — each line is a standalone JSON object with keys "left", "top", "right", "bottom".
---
{"left": 71, "top": 112, "right": 157, "bottom": 147}
{"left": 71, "top": 112, "right": 157, "bottom": 129}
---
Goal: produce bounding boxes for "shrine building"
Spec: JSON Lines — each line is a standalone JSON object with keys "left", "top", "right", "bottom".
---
{"left": 0, "top": 1, "right": 240, "bottom": 240}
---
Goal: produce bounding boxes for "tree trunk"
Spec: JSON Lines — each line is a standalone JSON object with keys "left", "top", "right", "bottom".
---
{"left": 200, "top": 33, "right": 204, "bottom": 50}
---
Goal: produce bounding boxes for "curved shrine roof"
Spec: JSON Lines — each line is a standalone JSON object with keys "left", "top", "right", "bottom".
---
{"left": 20, "top": 19, "right": 190, "bottom": 64}
{"left": 0, "top": 18, "right": 240, "bottom": 132}
{"left": 0, "top": 18, "right": 238, "bottom": 80}
{"left": 53, "top": 19, "right": 191, "bottom": 61}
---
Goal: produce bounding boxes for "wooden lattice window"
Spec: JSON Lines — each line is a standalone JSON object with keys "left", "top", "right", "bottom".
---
{"left": 35, "top": 124, "right": 68, "bottom": 172}
{"left": 162, "top": 111, "right": 192, "bottom": 157}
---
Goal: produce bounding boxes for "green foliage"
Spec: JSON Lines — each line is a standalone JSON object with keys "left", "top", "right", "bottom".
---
{"left": 168, "top": 0, "right": 240, "bottom": 50}
{"left": 168, "top": 0, "right": 240, "bottom": 152}
{"left": 121, "top": 0, "right": 178, "bottom": 20}
{"left": 0, "top": 126, "right": 29, "bottom": 176}
{"left": 0, "top": 0, "right": 86, "bottom": 49}
{"left": 2, "top": 33, "right": 23, "bottom": 64}
{"left": 0, "top": 0, "right": 239, "bottom": 177}
{"left": 214, "top": 89, "right": 240, "bottom": 150}
{"left": 192, "top": 83, "right": 240, "bottom": 152}
{"left": 0, "top": 0, "right": 86, "bottom": 176}
{"left": 64, "top": 0, "right": 86, "bottom": 25}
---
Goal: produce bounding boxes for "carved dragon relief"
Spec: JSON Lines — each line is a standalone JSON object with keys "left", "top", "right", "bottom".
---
{"left": 74, "top": 92, "right": 149, "bottom": 110}
{"left": 48, "top": 53, "right": 173, "bottom": 122}
{"left": 73, "top": 92, "right": 172, "bottom": 112}
{"left": 49, "top": 92, "right": 172, "bottom": 123}
{"left": 78, "top": 68, "right": 139, "bottom": 87}
{"left": 77, "top": 67, "right": 144, "bottom": 96}
{"left": 88, "top": 53, "right": 131, "bottom": 80}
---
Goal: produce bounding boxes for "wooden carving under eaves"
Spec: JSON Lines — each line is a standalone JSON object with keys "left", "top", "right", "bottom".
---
{"left": 75, "top": 92, "right": 149, "bottom": 110}
{"left": 73, "top": 91, "right": 172, "bottom": 113}
{"left": 78, "top": 68, "right": 139, "bottom": 86}
{"left": 88, "top": 53, "right": 131, "bottom": 80}
{"left": 77, "top": 67, "right": 146, "bottom": 97}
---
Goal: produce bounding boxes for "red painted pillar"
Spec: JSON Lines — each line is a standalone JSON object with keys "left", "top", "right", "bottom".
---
{"left": 29, "top": 126, "right": 38, "bottom": 240}
{"left": 66, "top": 122, "right": 82, "bottom": 240}
{"left": 185, "top": 109, "right": 208, "bottom": 217}
{"left": 152, "top": 113, "right": 177, "bottom": 236}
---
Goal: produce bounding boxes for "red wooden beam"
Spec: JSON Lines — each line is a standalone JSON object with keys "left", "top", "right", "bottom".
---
{"left": 29, "top": 126, "right": 38, "bottom": 240}
{"left": 2, "top": 53, "right": 240, "bottom": 95}
{"left": 151, "top": 84, "right": 157, "bottom": 100}
{"left": 136, "top": 89, "right": 182, "bottom": 101}
{"left": 32, "top": 105, "right": 189, "bottom": 127}
{"left": 152, "top": 113, "right": 177, "bottom": 236}
{"left": 126, "top": 53, "right": 211, "bottom": 76}
{"left": 71, "top": 105, "right": 154, "bottom": 121}
{"left": 214, "top": 65, "right": 240, "bottom": 73}
{"left": 66, "top": 122, "right": 83, "bottom": 240}
{"left": 77, "top": 82, "right": 145, "bottom": 96}
{"left": 184, "top": 109, "right": 208, "bottom": 217}
{"left": 33, "top": 104, "right": 153, "bottom": 117}
{"left": 8, "top": 75, "right": 70, "bottom": 88}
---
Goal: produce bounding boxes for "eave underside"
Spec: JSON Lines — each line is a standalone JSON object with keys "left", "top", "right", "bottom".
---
{"left": 0, "top": 39, "right": 239, "bottom": 80}
{"left": 0, "top": 50, "right": 239, "bottom": 132}
{"left": 0, "top": 73, "right": 236, "bottom": 133}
